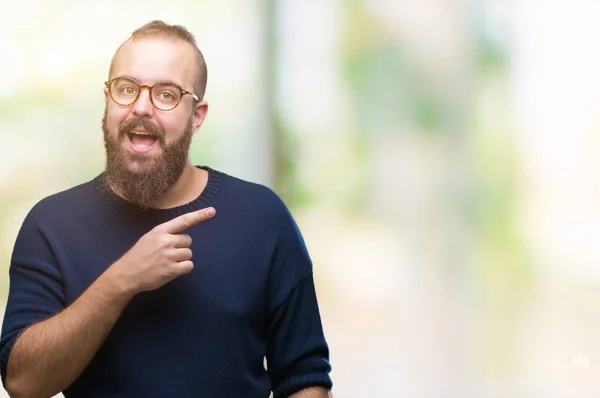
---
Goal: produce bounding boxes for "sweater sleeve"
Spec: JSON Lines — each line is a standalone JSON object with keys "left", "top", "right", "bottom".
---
{"left": 266, "top": 275, "right": 333, "bottom": 397}
{"left": 264, "top": 199, "right": 332, "bottom": 397}
{"left": 0, "top": 208, "right": 66, "bottom": 387}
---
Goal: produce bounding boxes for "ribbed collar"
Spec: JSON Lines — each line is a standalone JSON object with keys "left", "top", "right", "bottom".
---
{"left": 93, "top": 165, "right": 224, "bottom": 222}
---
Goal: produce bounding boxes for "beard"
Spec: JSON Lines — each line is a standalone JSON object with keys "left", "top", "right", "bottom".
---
{"left": 102, "top": 108, "right": 194, "bottom": 208}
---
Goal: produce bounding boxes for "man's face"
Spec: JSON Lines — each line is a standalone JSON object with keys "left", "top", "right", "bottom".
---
{"left": 102, "top": 37, "right": 207, "bottom": 207}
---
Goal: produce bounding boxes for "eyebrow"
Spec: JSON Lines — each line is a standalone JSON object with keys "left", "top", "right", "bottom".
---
{"left": 118, "top": 75, "right": 185, "bottom": 89}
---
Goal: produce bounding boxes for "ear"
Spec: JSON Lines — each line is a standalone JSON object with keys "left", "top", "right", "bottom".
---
{"left": 191, "top": 100, "right": 209, "bottom": 132}
{"left": 103, "top": 86, "right": 109, "bottom": 105}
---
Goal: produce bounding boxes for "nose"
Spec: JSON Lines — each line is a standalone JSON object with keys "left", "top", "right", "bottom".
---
{"left": 131, "top": 86, "right": 154, "bottom": 118}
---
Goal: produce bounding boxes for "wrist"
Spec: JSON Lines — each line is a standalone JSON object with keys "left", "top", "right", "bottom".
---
{"left": 98, "top": 264, "right": 138, "bottom": 302}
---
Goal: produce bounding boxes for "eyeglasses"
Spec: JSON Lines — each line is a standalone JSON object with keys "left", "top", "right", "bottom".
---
{"left": 105, "top": 77, "right": 200, "bottom": 111}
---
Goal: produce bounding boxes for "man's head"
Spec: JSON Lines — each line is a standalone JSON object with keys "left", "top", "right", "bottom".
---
{"left": 102, "top": 20, "right": 209, "bottom": 207}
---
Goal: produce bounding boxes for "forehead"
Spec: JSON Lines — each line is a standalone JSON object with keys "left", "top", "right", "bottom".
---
{"left": 110, "top": 37, "right": 197, "bottom": 88}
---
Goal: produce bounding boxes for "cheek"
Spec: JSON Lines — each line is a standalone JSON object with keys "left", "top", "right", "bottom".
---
{"left": 157, "top": 114, "right": 189, "bottom": 141}
{"left": 106, "top": 106, "right": 127, "bottom": 135}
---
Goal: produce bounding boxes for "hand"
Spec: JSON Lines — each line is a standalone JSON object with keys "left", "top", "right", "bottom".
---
{"left": 108, "top": 207, "right": 216, "bottom": 294}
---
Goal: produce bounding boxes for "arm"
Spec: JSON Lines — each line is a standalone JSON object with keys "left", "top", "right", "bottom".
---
{"left": 262, "top": 196, "right": 332, "bottom": 398}
{"left": 5, "top": 270, "right": 133, "bottom": 398}
{"left": 266, "top": 275, "right": 333, "bottom": 398}
{"left": 2, "top": 208, "right": 215, "bottom": 398}
{"left": 290, "top": 386, "right": 332, "bottom": 397}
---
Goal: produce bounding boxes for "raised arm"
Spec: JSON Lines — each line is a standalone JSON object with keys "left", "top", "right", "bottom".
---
{"left": 2, "top": 208, "right": 215, "bottom": 398}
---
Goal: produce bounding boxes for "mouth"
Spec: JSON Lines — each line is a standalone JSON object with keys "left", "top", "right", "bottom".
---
{"left": 127, "top": 130, "right": 159, "bottom": 153}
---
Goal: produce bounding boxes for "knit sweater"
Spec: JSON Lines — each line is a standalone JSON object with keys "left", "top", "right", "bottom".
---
{"left": 0, "top": 166, "right": 332, "bottom": 397}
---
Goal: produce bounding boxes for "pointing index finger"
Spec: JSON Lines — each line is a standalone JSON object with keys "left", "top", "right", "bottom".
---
{"left": 156, "top": 207, "right": 216, "bottom": 234}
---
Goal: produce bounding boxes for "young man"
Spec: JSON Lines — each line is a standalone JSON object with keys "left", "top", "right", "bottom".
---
{"left": 0, "top": 21, "right": 332, "bottom": 398}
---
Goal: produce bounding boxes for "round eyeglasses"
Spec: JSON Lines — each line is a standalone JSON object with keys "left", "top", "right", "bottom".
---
{"left": 105, "top": 77, "right": 200, "bottom": 111}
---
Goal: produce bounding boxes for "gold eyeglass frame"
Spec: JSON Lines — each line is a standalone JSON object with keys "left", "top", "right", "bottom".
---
{"left": 105, "top": 77, "right": 200, "bottom": 111}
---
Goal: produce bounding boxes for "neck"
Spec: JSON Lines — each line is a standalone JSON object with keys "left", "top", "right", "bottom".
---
{"left": 152, "top": 163, "right": 208, "bottom": 209}
{"left": 110, "top": 163, "right": 208, "bottom": 209}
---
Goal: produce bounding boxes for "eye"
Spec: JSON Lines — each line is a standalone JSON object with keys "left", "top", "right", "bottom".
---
{"left": 120, "top": 86, "right": 138, "bottom": 95}
{"left": 156, "top": 90, "right": 179, "bottom": 102}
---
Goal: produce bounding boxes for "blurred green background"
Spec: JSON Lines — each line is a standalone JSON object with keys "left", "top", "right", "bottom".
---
{"left": 2, "top": 0, "right": 600, "bottom": 396}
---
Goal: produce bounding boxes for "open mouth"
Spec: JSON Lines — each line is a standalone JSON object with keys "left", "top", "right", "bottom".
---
{"left": 128, "top": 130, "right": 159, "bottom": 151}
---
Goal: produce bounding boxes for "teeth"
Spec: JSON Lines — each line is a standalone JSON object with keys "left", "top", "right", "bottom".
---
{"left": 130, "top": 131, "right": 153, "bottom": 136}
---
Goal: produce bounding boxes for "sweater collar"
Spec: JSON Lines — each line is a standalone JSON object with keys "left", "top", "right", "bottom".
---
{"left": 93, "top": 165, "right": 224, "bottom": 222}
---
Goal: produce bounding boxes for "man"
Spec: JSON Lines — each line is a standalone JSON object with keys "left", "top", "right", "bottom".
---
{"left": 0, "top": 21, "right": 332, "bottom": 398}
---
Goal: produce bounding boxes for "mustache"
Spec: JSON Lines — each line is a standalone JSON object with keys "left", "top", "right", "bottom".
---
{"left": 118, "top": 118, "right": 165, "bottom": 141}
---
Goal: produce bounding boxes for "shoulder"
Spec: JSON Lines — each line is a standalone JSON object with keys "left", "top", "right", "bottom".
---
{"left": 22, "top": 177, "right": 99, "bottom": 227}
{"left": 212, "top": 168, "right": 291, "bottom": 216}
{"left": 11, "top": 177, "right": 100, "bottom": 257}
{"left": 208, "top": 168, "right": 305, "bottom": 242}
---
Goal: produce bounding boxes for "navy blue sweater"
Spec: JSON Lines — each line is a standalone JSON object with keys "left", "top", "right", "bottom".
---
{"left": 0, "top": 166, "right": 332, "bottom": 397}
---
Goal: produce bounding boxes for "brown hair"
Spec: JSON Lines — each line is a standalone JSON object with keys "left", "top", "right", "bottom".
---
{"left": 109, "top": 20, "right": 208, "bottom": 100}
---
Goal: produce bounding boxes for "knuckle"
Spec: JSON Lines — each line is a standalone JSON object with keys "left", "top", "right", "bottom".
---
{"left": 165, "top": 267, "right": 178, "bottom": 278}
{"left": 150, "top": 225, "right": 162, "bottom": 234}
{"left": 180, "top": 214, "right": 192, "bottom": 228}
{"left": 164, "top": 249, "right": 177, "bottom": 261}
{"left": 158, "top": 234, "right": 172, "bottom": 247}
{"left": 180, "top": 262, "right": 194, "bottom": 274}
